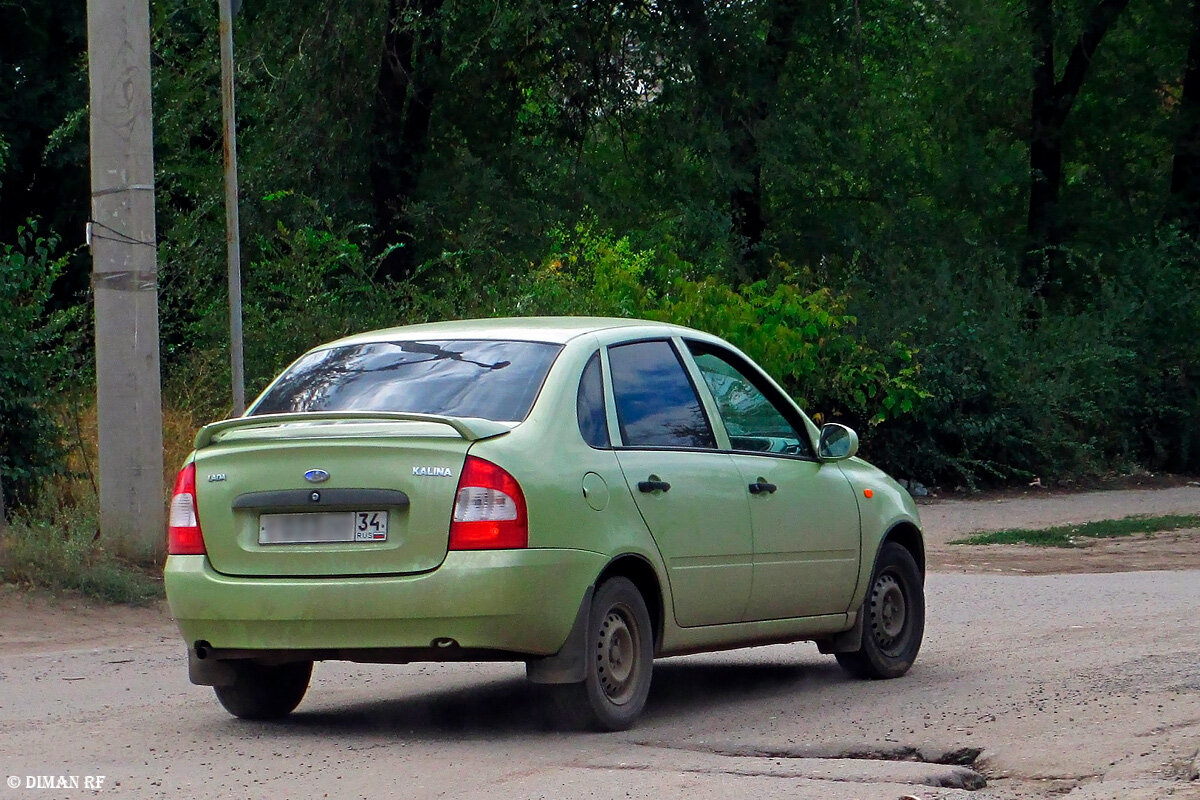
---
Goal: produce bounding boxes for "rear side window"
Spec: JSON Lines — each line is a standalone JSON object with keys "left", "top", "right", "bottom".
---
{"left": 577, "top": 351, "right": 610, "bottom": 448}
{"left": 250, "top": 339, "right": 562, "bottom": 423}
{"left": 608, "top": 340, "right": 715, "bottom": 449}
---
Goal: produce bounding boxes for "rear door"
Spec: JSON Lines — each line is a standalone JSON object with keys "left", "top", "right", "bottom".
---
{"left": 686, "top": 342, "right": 862, "bottom": 620}
{"left": 606, "top": 339, "right": 753, "bottom": 627}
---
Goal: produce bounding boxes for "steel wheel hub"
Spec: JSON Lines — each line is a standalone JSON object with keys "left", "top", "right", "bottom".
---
{"left": 596, "top": 609, "right": 637, "bottom": 704}
{"left": 870, "top": 573, "right": 906, "bottom": 648}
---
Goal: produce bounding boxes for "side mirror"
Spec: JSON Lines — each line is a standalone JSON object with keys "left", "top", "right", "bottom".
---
{"left": 818, "top": 423, "right": 859, "bottom": 461}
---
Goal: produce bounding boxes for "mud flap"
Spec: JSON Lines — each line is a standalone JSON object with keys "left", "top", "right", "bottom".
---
{"left": 816, "top": 609, "right": 863, "bottom": 654}
{"left": 188, "top": 648, "right": 238, "bottom": 687}
{"left": 524, "top": 586, "right": 594, "bottom": 684}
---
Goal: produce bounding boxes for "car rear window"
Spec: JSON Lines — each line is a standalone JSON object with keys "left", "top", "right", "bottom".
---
{"left": 250, "top": 339, "right": 563, "bottom": 422}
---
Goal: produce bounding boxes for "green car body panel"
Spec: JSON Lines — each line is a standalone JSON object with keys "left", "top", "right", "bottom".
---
{"left": 164, "top": 316, "right": 923, "bottom": 723}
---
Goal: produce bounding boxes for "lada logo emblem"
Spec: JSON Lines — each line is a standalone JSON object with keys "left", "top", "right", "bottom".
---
{"left": 304, "top": 469, "right": 330, "bottom": 483}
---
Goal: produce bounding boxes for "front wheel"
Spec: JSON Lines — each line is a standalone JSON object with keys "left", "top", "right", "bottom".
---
{"left": 213, "top": 660, "right": 313, "bottom": 720}
{"left": 836, "top": 541, "right": 924, "bottom": 679}
{"left": 549, "top": 577, "right": 654, "bottom": 731}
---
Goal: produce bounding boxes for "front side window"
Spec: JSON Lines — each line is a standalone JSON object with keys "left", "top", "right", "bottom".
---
{"left": 608, "top": 340, "right": 715, "bottom": 449}
{"left": 688, "top": 342, "right": 813, "bottom": 458}
{"left": 250, "top": 339, "right": 562, "bottom": 423}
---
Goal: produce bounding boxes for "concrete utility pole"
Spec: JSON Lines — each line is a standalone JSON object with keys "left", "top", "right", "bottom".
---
{"left": 87, "top": 0, "right": 165, "bottom": 562}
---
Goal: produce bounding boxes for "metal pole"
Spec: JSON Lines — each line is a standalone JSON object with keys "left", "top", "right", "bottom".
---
{"left": 86, "top": 0, "right": 165, "bottom": 562}
{"left": 219, "top": 0, "right": 246, "bottom": 416}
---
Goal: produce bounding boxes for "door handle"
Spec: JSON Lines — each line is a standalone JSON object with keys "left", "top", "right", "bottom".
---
{"left": 637, "top": 478, "right": 671, "bottom": 493}
{"left": 748, "top": 480, "right": 777, "bottom": 495}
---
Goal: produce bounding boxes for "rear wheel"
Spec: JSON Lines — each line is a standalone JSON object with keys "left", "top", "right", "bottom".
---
{"left": 550, "top": 577, "right": 653, "bottom": 731}
{"left": 213, "top": 660, "right": 313, "bottom": 720}
{"left": 836, "top": 541, "right": 924, "bottom": 679}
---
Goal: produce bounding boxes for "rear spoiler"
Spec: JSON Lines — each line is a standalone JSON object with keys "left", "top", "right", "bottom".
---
{"left": 194, "top": 411, "right": 514, "bottom": 449}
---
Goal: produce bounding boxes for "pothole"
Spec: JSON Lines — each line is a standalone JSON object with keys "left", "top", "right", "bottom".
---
{"left": 639, "top": 740, "right": 982, "bottom": 765}
{"left": 633, "top": 740, "right": 988, "bottom": 790}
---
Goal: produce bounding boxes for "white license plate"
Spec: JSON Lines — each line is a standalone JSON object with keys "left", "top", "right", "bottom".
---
{"left": 259, "top": 511, "right": 389, "bottom": 544}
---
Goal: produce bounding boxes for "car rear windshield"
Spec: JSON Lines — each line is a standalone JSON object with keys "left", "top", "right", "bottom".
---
{"left": 250, "top": 339, "right": 563, "bottom": 422}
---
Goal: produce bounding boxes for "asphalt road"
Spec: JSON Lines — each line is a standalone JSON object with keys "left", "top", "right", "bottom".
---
{"left": 2, "top": 568, "right": 1198, "bottom": 800}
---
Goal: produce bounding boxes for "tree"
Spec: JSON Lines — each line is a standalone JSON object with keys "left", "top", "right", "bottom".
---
{"left": 668, "top": 0, "right": 813, "bottom": 281}
{"left": 371, "top": 0, "right": 445, "bottom": 280}
{"left": 1171, "top": 0, "right": 1200, "bottom": 229}
{"left": 1023, "top": 0, "right": 1130, "bottom": 300}
{"left": 0, "top": 0, "right": 89, "bottom": 296}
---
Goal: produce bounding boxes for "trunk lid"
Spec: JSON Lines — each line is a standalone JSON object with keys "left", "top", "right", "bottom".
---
{"left": 191, "top": 413, "right": 510, "bottom": 577}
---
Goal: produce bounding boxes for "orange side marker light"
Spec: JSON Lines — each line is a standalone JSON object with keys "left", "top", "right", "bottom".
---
{"left": 863, "top": 488, "right": 874, "bottom": 499}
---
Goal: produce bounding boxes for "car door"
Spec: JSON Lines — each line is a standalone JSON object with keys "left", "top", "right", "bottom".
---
{"left": 606, "top": 339, "right": 754, "bottom": 627}
{"left": 686, "top": 341, "right": 862, "bottom": 620}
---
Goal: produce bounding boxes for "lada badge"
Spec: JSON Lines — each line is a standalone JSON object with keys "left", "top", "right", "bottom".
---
{"left": 304, "top": 469, "right": 330, "bottom": 483}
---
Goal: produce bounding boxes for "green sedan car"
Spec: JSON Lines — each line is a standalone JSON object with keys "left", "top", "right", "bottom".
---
{"left": 165, "top": 317, "right": 925, "bottom": 731}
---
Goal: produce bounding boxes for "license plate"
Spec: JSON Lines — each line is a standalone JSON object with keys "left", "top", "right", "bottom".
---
{"left": 259, "top": 511, "right": 389, "bottom": 544}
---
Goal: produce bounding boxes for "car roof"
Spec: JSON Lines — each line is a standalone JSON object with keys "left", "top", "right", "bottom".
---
{"left": 324, "top": 316, "right": 707, "bottom": 348}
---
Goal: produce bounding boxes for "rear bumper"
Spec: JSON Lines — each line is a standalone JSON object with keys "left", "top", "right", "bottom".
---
{"left": 164, "top": 548, "right": 606, "bottom": 657}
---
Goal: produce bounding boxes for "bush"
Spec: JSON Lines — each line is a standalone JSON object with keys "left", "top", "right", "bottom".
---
{"left": 854, "top": 252, "right": 1142, "bottom": 488}
{"left": 1111, "top": 229, "right": 1200, "bottom": 472}
{"left": 0, "top": 222, "right": 79, "bottom": 513}
{"left": 161, "top": 214, "right": 1200, "bottom": 492}
{"left": 509, "top": 223, "right": 926, "bottom": 431}
{"left": 0, "top": 485, "right": 163, "bottom": 604}
{"left": 167, "top": 195, "right": 423, "bottom": 418}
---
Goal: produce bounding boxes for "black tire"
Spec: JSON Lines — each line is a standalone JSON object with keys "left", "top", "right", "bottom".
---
{"left": 213, "top": 660, "right": 313, "bottom": 720}
{"left": 836, "top": 541, "right": 924, "bottom": 680}
{"left": 550, "top": 577, "right": 654, "bottom": 732}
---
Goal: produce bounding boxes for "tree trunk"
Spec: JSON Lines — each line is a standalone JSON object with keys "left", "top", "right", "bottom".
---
{"left": 370, "top": 0, "right": 444, "bottom": 281}
{"left": 1024, "top": 0, "right": 1062, "bottom": 296}
{"left": 674, "top": 0, "right": 805, "bottom": 282}
{"left": 1170, "top": 0, "right": 1200, "bottom": 231}
{"left": 1022, "top": 0, "right": 1129, "bottom": 301}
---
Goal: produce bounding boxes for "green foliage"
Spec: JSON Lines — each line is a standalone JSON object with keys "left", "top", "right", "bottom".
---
{"left": 0, "top": 222, "right": 79, "bottom": 511}
{"left": 0, "top": 487, "right": 163, "bottom": 604}
{"left": 3, "top": 0, "right": 1200, "bottom": 514}
{"left": 0, "top": 0, "right": 89, "bottom": 246}
{"left": 1110, "top": 229, "right": 1200, "bottom": 472}
{"left": 167, "top": 195, "right": 416, "bottom": 416}
{"left": 500, "top": 224, "right": 926, "bottom": 431}
{"left": 650, "top": 278, "right": 925, "bottom": 428}
{"left": 857, "top": 253, "right": 1141, "bottom": 487}
{"left": 950, "top": 514, "right": 1200, "bottom": 548}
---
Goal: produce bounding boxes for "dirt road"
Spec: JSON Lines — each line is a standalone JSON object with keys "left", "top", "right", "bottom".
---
{"left": 921, "top": 485, "right": 1200, "bottom": 574}
{"left": 1, "top": 486, "right": 1198, "bottom": 800}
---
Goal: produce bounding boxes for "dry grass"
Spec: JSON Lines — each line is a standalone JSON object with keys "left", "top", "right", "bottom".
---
{"left": 1, "top": 400, "right": 209, "bottom": 603}
{"left": 57, "top": 400, "right": 208, "bottom": 502}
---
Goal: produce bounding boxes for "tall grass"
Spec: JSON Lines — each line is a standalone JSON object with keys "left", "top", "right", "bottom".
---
{"left": 0, "top": 484, "right": 163, "bottom": 604}
{"left": 0, "top": 402, "right": 203, "bottom": 604}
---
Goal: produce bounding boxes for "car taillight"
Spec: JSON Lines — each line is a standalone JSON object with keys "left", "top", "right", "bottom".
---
{"left": 449, "top": 456, "right": 528, "bottom": 550}
{"left": 168, "top": 462, "right": 206, "bottom": 555}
